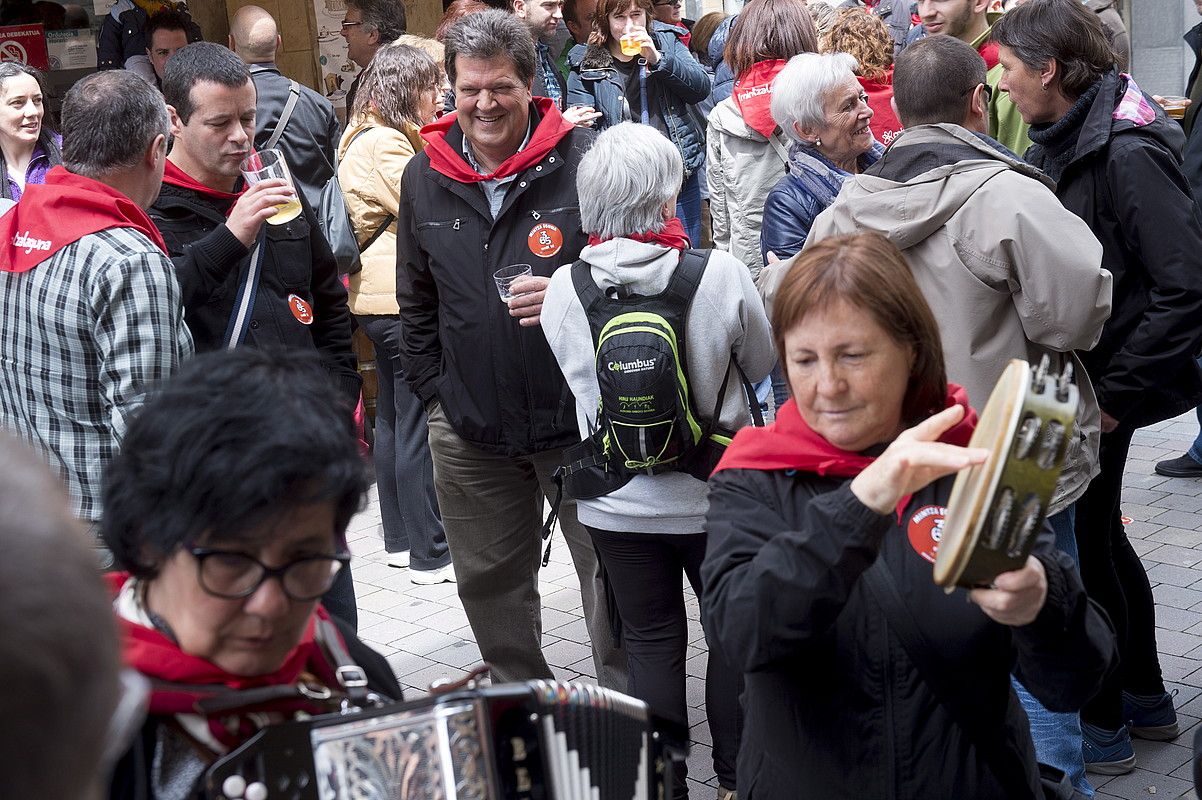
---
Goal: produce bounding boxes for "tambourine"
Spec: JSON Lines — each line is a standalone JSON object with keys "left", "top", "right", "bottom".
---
{"left": 933, "top": 357, "right": 1078, "bottom": 590}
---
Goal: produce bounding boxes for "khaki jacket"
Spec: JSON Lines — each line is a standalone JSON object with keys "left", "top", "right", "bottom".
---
{"left": 804, "top": 124, "right": 1113, "bottom": 513}
{"left": 705, "top": 98, "right": 791, "bottom": 279}
{"left": 337, "top": 113, "right": 423, "bottom": 316}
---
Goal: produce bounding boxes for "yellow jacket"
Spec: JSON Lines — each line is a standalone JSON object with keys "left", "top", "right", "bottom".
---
{"left": 337, "top": 113, "right": 424, "bottom": 316}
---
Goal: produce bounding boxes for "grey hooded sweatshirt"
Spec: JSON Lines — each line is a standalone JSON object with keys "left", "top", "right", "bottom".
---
{"left": 541, "top": 238, "right": 775, "bottom": 533}
{"left": 806, "top": 123, "right": 1113, "bottom": 513}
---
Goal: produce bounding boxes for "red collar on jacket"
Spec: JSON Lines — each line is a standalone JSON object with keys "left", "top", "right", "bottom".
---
{"left": 587, "top": 217, "right": 691, "bottom": 250}
{"left": 161, "top": 158, "right": 244, "bottom": 206}
{"left": 712, "top": 385, "right": 977, "bottom": 515}
{"left": 420, "top": 98, "right": 574, "bottom": 184}
{"left": 0, "top": 166, "right": 166, "bottom": 273}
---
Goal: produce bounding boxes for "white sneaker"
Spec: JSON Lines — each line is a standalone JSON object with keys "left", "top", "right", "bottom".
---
{"left": 410, "top": 564, "right": 456, "bottom": 585}
{"left": 386, "top": 551, "right": 410, "bottom": 568}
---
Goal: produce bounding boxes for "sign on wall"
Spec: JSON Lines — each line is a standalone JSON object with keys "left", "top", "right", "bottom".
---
{"left": 0, "top": 24, "right": 50, "bottom": 71}
{"left": 313, "top": 0, "right": 360, "bottom": 111}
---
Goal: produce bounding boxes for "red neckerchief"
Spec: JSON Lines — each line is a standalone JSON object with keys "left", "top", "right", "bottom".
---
{"left": 859, "top": 70, "right": 903, "bottom": 146}
{"left": 421, "top": 98, "right": 573, "bottom": 184}
{"left": 712, "top": 385, "right": 977, "bottom": 518}
{"left": 108, "top": 572, "right": 347, "bottom": 750}
{"left": 0, "top": 167, "right": 166, "bottom": 273}
{"left": 161, "top": 158, "right": 244, "bottom": 207}
{"left": 977, "top": 39, "right": 1000, "bottom": 71}
{"left": 587, "top": 217, "right": 691, "bottom": 250}
{"left": 733, "top": 59, "right": 787, "bottom": 139}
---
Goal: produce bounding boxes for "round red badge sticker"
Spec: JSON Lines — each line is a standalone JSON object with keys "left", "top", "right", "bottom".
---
{"left": 907, "top": 504, "right": 947, "bottom": 564}
{"left": 288, "top": 294, "right": 314, "bottom": 325}
{"left": 528, "top": 222, "right": 563, "bottom": 258}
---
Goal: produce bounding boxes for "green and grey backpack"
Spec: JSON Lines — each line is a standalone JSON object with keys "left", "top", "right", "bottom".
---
{"left": 556, "top": 249, "right": 761, "bottom": 501}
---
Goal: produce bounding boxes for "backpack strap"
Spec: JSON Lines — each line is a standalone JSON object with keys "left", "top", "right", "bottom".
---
{"left": 264, "top": 79, "right": 300, "bottom": 151}
{"left": 663, "top": 247, "right": 708, "bottom": 311}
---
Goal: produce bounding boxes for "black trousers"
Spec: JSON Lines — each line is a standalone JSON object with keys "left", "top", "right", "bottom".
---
{"left": 1075, "top": 426, "right": 1166, "bottom": 729}
{"left": 585, "top": 526, "right": 740, "bottom": 795}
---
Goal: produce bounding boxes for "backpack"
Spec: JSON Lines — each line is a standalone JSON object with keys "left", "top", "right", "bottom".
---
{"left": 557, "top": 248, "right": 761, "bottom": 501}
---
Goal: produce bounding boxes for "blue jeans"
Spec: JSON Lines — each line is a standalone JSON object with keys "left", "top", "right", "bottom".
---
{"left": 1013, "top": 505, "right": 1092, "bottom": 797}
{"left": 1188, "top": 404, "right": 1202, "bottom": 463}
{"left": 676, "top": 170, "right": 702, "bottom": 246}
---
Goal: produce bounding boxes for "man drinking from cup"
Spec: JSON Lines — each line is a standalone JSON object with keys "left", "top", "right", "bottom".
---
{"left": 148, "top": 42, "right": 361, "bottom": 624}
{"left": 396, "top": 10, "right": 626, "bottom": 688}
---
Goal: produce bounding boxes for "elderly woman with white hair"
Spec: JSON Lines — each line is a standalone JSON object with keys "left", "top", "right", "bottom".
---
{"left": 760, "top": 52, "right": 886, "bottom": 263}
{"left": 541, "top": 122, "right": 775, "bottom": 800}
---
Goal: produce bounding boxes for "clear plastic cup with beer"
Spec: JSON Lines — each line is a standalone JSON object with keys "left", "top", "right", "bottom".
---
{"left": 620, "top": 32, "right": 642, "bottom": 56}
{"left": 1161, "top": 96, "right": 1189, "bottom": 120}
{"left": 239, "top": 149, "right": 302, "bottom": 225}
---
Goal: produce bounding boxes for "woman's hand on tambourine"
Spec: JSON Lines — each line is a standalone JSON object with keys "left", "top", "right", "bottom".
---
{"left": 969, "top": 556, "right": 1047, "bottom": 627}
{"left": 849, "top": 405, "right": 989, "bottom": 515}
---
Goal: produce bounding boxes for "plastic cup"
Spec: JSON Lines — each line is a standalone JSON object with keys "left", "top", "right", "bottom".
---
{"left": 493, "top": 264, "right": 533, "bottom": 302}
{"left": 620, "top": 32, "right": 641, "bottom": 56}
{"left": 1161, "top": 95, "right": 1189, "bottom": 120}
{"left": 239, "top": 149, "right": 301, "bottom": 225}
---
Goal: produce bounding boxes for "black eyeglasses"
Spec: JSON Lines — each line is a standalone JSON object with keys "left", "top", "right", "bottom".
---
{"left": 190, "top": 547, "right": 350, "bottom": 602}
{"left": 340, "top": 19, "right": 364, "bottom": 27}
{"left": 975, "top": 82, "right": 993, "bottom": 105}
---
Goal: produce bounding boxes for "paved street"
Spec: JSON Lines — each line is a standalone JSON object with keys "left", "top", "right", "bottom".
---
{"left": 343, "top": 411, "right": 1202, "bottom": 800}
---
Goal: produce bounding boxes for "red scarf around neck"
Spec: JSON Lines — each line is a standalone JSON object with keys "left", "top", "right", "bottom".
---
{"left": 587, "top": 216, "right": 691, "bottom": 250}
{"left": 713, "top": 385, "right": 977, "bottom": 516}
{"left": 421, "top": 98, "right": 574, "bottom": 184}
{"left": 161, "top": 158, "right": 244, "bottom": 206}
{"left": 0, "top": 167, "right": 166, "bottom": 273}
{"left": 108, "top": 572, "right": 348, "bottom": 749}
{"left": 733, "top": 59, "right": 787, "bottom": 139}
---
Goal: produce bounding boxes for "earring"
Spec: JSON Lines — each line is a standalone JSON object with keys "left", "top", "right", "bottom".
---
{"left": 814, "top": 137, "right": 822, "bottom": 147}
{"left": 1041, "top": 83, "right": 1048, "bottom": 92}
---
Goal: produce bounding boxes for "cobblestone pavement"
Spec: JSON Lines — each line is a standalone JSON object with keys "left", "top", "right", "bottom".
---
{"left": 344, "top": 411, "right": 1202, "bottom": 800}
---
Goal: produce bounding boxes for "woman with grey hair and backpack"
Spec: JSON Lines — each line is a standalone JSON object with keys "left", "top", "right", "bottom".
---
{"left": 540, "top": 122, "right": 774, "bottom": 800}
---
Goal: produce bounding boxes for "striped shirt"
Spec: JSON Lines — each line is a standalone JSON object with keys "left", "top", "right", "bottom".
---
{"left": 0, "top": 227, "right": 193, "bottom": 523}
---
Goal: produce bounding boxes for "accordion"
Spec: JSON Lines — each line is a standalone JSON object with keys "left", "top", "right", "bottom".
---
{"left": 204, "top": 680, "right": 687, "bottom": 800}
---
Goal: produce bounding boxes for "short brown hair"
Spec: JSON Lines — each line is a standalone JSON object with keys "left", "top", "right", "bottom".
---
{"left": 893, "top": 34, "right": 985, "bottom": 127}
{"left": 990, "top": 0, "right": 1114, "bottom": 99}
{"left": 773, "top": 233, "right": 947, "bottom": 424}
{"left": 435, "top": 0, "right": 488, "bottom": 42}
{"left": 589, "top": 0, "right": 655, "bottom": 48}
{"left": 723, "top": 0, "right": 818, "bottom": 80}
{"left": 351, "top": 42, "right": 442, "bottom": 129}
{"left": 823, "top": 8, "right": 892, "bottom": 81}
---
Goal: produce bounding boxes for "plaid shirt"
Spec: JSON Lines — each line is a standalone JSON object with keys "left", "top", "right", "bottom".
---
{"left": 0, "top": 227, "right": 193, "bottom": 523}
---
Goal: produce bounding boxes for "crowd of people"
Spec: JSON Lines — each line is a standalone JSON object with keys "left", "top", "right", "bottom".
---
{"left": 5, "top": 0, "right": 1202, "bottom": 798}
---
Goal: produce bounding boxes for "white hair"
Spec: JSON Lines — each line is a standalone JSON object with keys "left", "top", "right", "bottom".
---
{"left": 771, "top": 51, "right": 859, "bottom": 144}
{"left": 578, "top": 122, "right": 683, "bottom": 240}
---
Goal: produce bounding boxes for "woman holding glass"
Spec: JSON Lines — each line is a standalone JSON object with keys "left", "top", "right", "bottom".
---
{"left": 701, "top": 233, "right": 1116, "bottom": 798}
{"left": 339, "top": 42, "right": 454, "bottom": 584}
{"left": 0, "top": 63, "right": 61, "bottom": 204}
{"left": 565, "top": 0, "right": 710, "bottom": 244}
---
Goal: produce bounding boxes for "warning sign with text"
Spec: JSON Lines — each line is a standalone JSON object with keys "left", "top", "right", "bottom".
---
{"left": 0, "top": 25, "right": 50, "bottom": 71}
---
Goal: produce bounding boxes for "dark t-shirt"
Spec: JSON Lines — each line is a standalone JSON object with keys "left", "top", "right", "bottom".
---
{"left": 613, "top": 55, "right": 642, "bottom": 122}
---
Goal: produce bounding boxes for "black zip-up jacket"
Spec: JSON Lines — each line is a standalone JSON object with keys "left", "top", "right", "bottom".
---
{"left": 701, "top": 469, "right": 1116, "bottom": 799}
{"left": 150, "top": 181, "right": 360, "bottom": 404}
{"left": 1026, "top": 70, "right": 1202, "bottom": 428}
{"left": 396, "top": 111, "right": 593, "bottom": 456}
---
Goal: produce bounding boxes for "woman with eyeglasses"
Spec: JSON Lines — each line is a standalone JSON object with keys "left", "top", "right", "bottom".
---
{"left": 103, "top": 348, "right": 402, "bottom": 800}
{"left": 566, "top": 0, "right": 710, "bottom": 244}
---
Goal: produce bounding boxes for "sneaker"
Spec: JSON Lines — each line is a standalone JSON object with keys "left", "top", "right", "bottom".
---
{"left": 1122, "top": 689, "right": 1180, "bottom": 740}
{"left": 410, "top": 564, "right": 456, "bottom": 585}
{"left": 1154, "top": 454, "right": 1202, "bottom": 478}
{"left": 1081, "top": 722, "right": 1136, "bottom": 775}
{"left": 386, "top": 551, "right": 410, "bottom": 568}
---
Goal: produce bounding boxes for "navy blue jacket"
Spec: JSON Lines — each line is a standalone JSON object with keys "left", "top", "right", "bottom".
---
{"left": 566, "top": 23, "right": 709, "bottom": 176}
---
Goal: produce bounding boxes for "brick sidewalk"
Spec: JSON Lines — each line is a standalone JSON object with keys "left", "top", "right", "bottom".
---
{"left": 344, "top": 411, "right": 1202, "bottom": 799}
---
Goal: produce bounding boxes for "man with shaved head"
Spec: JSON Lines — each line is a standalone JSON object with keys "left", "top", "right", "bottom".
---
{"left": 229, "top": 5, "right": 339, "bottom": 209}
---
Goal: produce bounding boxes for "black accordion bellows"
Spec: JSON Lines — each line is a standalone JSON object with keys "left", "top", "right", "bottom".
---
{"left": 204, "top": 679, "right": 689, "bottom": 800}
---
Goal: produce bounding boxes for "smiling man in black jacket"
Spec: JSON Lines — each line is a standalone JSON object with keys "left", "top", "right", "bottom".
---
{"left": 396, "top": 11, "right": 624, "bottom": 688}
